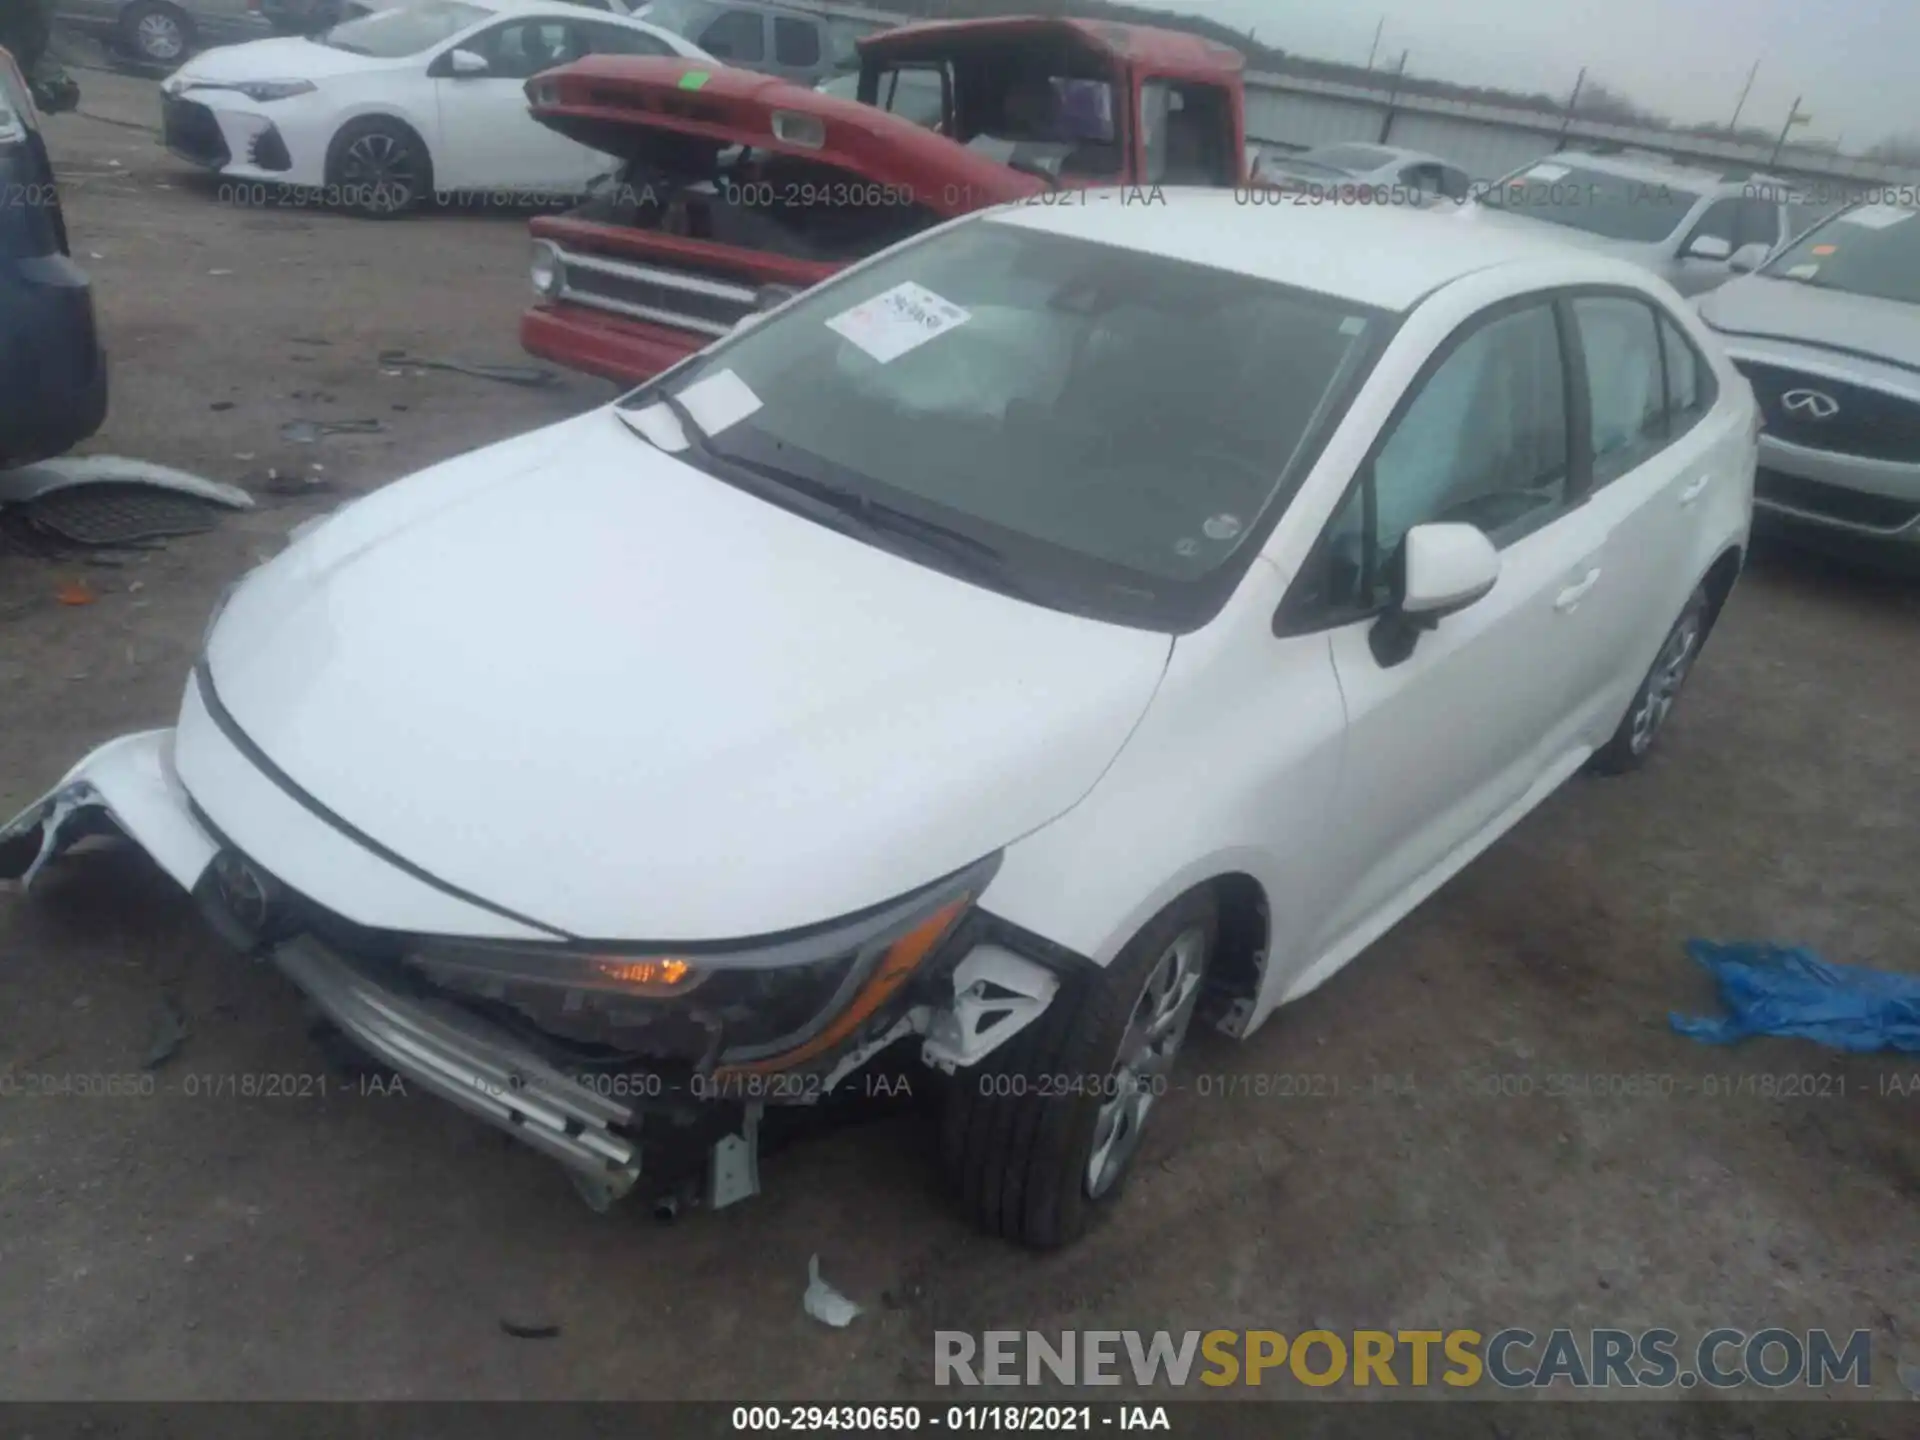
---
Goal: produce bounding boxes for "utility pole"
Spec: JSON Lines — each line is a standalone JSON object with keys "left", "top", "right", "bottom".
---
{"left": 1557, "top": 66, "right": 1587, "bottom": 151}
{"left": 1769, "top": 95, "right": 1811, "bottom": 165}
{"left": 1378, "top": 49, "right": 1408, "bottom": 144}
{"left": 1365, "top": 15, "right": 1384, "bottom": 70}
{"left": 1728, "top": 58, "right": 1759, "bottom": 133}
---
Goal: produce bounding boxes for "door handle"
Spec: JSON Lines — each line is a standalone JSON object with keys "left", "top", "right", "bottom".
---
{"left": 1679, "top": 475, "right": 1711, "bottom": 506}
{"left": 1555, "top": 567, "right": 1602, "bottom": 612}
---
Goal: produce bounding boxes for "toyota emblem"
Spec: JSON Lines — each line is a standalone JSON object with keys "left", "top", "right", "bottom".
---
{"left": 1781, "top": 388, "right": 1840, "bottom": 420}
{"left": 212, "top": 850, "right": 276, "bottom": 933}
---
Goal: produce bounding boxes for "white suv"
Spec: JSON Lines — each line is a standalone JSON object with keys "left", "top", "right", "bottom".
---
{"left": 2, "top": 191, "right": 1757, "bottom": 1246}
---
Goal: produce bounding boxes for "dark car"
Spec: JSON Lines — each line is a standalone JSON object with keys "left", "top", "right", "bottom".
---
{"left": 0, "top": 47, "right": 106, "bottom": 469}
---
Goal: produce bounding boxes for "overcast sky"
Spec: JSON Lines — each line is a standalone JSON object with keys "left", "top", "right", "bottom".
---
{"left": 1155, "top": 0, "right": 1915, "bottom": 148}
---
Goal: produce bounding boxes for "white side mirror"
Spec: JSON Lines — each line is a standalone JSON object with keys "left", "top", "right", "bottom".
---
{"left": 1728, "top": 241, "right": 1770, "bottom": 274}
{"left": 1370, "top": 522, "right": 1500, "bottom": 667}
{"left": 448, "top": 48, "right": 489, "bottom": 77}
{"left": 1401, "top": 522, "right": 1501, "bottom": 617}
{"left": 1686, "top": 233, "right": 1733, "bottom": 262}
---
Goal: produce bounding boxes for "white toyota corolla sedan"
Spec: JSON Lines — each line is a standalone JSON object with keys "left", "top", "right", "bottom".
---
{"left": 155, "top": 0, "right": 709, "bottom": 216}
{"left": 0, "top": 193, "right": 1757, "bottom": 1246}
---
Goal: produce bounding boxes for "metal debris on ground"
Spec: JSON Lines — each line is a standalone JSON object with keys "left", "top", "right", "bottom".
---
{"left": 1671, "top": 941, "right": 1920, "bottom": 1053}
{"left": 279, "top": 419, "right": 383, "bottom": 444}
{"left": 498, "top": 1318, "right": 562, "bottom": 1340}
{"left": 376, "top": 349, "right": 557, "bottom": 388}
{"left": 802, "top": 1254, "right": 863, "bottom": 1328}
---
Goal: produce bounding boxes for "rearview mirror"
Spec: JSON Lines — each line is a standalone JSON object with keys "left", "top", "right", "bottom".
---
{"left": 448, "top": 48, "right": 489, "bottom": 77}
{"left": 1685, "top": 233, "right": 1733, "bottom": 262}
{"left": 1728, "top": 241, "right": 1770, "bottom": 274}
{"left": 1370, "top": 523, "right": 1501, "bottom": 667}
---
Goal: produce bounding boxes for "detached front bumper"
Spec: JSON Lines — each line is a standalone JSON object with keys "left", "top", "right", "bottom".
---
{"left": 2, "top": 725, "right": 1068, "bottom": 1211}
{"left": 1, "top": 730, "right": 649, "bottom": 1205}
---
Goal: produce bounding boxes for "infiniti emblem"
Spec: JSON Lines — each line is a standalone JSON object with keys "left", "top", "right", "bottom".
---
{"left": 1781, "top": 388, "right": 1840, "bottom": 419}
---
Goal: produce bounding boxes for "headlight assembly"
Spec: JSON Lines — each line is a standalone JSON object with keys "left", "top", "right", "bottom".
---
{"left": 231, "top": 80, "right": 317, "bottom": 102}
{"left": 530, "top": 239, "right": 563, "bottom": 299}
{"left": 407, "top": 853, "right": 1001, "bottom": 1067}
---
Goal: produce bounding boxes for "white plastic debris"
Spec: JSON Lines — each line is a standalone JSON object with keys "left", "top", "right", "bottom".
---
{"left": 0, "top": 456, "right": 253, "bottom": 510}
{"left": 802, "top": 1254, "right": 862, "bottom": 1328}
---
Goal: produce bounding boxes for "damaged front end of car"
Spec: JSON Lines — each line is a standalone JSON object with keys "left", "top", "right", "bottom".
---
{"left": 0, "top": 746, "right": 1070, "bottom": 1217}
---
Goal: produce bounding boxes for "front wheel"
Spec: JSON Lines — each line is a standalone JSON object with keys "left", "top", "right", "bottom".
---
{"left": 1590, "top": 584, "right": 1710, "bottom": 774}
{"left": 325, "top": 117, "right": 433, "bottom": 219}
{"left": 941, "top": 889, "right": 1216, "bottom": 1248}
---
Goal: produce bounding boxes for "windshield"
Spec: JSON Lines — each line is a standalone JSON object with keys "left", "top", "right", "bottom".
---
{"left": 318, "top": 1, "right": 487, "bottom": 55}
{"left": 1760, "top": 202, "right": 1920, "bottom": 305}
{"left": 619, "top": 221, "right": 1385, "bottom": 630}
{"left": 1477, "top": 160, "right": 1704, "bottom": 243}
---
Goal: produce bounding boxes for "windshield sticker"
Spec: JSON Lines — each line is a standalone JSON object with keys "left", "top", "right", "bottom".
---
{"left": 1338, "top": 316, "right": 1366, "bottom": 336}
{"left": 1524, "top": 162, "right": 1571, "bottom": 182}
{"left": 1174, "top": 537, "right": 1201, "bottom": 558}
{"left": 1784, "top": 263, "right": 1820, "bottom": 279}
{"left": 1811, "top": 243, "right": 1837, "bottom": 255}
{"left": 1839, "top": 204, "right": 1912, "bottom": 231}
{"left": 1203, "top": 513, "right": 1243, "bottom": 542}
{"left": 676, "top": 368, "right": 762, "bottom": 436}
{"left": 826, "top": 283, "right": 972, "bottom": 364}
{"left": 677, "top": 69, "right": 712, "bottom": 91}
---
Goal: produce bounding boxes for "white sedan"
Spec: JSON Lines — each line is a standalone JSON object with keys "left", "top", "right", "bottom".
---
{"left": 1, "top": 194, "right": 1756, "bottom": 1245}
{"left": 156, "top": 0, "right": 710, "bottom": 216}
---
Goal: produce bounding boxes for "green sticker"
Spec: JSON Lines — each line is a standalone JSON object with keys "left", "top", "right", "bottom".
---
{"left": 678, "top": 69, "right": 711, "bottom": 91}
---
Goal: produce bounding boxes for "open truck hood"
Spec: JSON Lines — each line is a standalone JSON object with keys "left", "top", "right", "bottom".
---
{"left": 526, "top": 56, "right": 1044, "bottom": 214}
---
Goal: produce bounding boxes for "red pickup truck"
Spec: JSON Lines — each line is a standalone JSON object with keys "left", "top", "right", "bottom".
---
{"left": 518, "top": 16, "right": 1249, "bottom": 385}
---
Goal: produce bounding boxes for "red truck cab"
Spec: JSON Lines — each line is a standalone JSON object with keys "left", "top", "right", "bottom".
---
{"left": 519, "top": 17, "right": 1247, "bottom": 385}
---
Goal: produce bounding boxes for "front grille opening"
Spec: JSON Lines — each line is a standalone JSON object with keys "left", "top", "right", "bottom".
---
{"left": 1737, "top": 360, "right": 1920, "bottom": 464}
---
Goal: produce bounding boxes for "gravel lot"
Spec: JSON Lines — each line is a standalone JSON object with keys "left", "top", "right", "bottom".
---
{"left": 1, "top": 70, "right": 1917, "bottom": 1409}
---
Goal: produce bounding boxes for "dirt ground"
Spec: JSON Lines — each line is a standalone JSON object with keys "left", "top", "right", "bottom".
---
{"left": 1, "top": 71, "right": 1917, "bottom": 1406}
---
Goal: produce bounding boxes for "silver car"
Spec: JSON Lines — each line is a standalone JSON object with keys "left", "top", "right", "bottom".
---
{"left": 1251, "top": 141, "right": 1472, "bottom": 203}
{"left": 634, "top": 0, "right": 893, "bottom": 88}
{"left": 54, "top": 0, "right": 276, "bottom": 66}
{"left": 1462, "top": 150, "right": 1825, "bottom": 296}
{"left": 1696, "top": 198, "right": 1920, "bottom": 561}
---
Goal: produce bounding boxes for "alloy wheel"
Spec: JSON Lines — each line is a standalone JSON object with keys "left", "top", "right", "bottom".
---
{"left": 1629, "top": 608, "right": 1703, "bottom": 755}
{"left": 1085, "top": 925, "right": 1206, "bottom": 1199}
{"left": 340, "top": 132, "right": 420, "bottom": 214}
{"left": 138, "top": 12, "right": 186, "bottom": 62}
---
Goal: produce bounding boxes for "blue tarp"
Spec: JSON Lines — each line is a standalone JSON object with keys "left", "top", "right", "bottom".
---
{"left": 1672, "top": 941, "right": 1920, "bottom": 1053}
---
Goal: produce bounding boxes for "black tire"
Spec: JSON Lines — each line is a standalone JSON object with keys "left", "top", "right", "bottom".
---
{"left": 324, "top": 116, "right": 434, "bottom": 219}
{"left": 1589, "top": 584, "right": 1710, "bottom": 775}
{"left": 120, "top": 1, "right": 194, "bottom": 66}
{"left": 941, "top": 888, "right": 1217, "bottom": 1248}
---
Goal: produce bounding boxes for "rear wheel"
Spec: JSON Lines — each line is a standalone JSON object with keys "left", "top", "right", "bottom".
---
{"left": 941, "top": 889, "right": 1216, "bottom": 1248}
{"left": 1590, "top": 584, "right": 1709, "bottom": 774}
{"left": 325, "top": 117, "right": 434, "bottom": 219}
{"left": 120, "top": 2, "right": 194, "bottom": 65}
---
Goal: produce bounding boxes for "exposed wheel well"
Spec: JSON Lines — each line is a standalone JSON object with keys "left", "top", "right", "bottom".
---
{"left": 1197, "top": 871, "right": 1269, "bottom": 1038}
{"left": 1701, "top": 544, "right": 1744, "bottom": 638}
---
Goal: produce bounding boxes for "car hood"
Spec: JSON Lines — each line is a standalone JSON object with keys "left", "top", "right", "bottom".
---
{"left": 165, "top": 35, "right": 387, "bottom": 86}
{"left": 1697, "top": 274, "right": 1920, "bottom": 372}
{"left": 202, "top": 410, "right": 1173, "bottom": 942}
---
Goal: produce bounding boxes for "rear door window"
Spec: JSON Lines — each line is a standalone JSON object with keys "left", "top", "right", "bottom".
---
{"left": 697, "top": 7, "right": 765, "bottom": 61}
{"left": 1659, "top": 313, "right": 1716, "bottom": 436}
{"left": 1571, "top": 295, "right": 1669, "bottom": 484}
{"left": 773, "top": 15, "right": 819, "bottom": 67}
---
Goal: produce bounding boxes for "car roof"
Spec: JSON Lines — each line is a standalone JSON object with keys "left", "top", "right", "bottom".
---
{"left": 1544, "top": 149, "right": 1750, "bottom": 192}
{"left": 985, "top": 187, "right": 1627, "bottom": 311}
